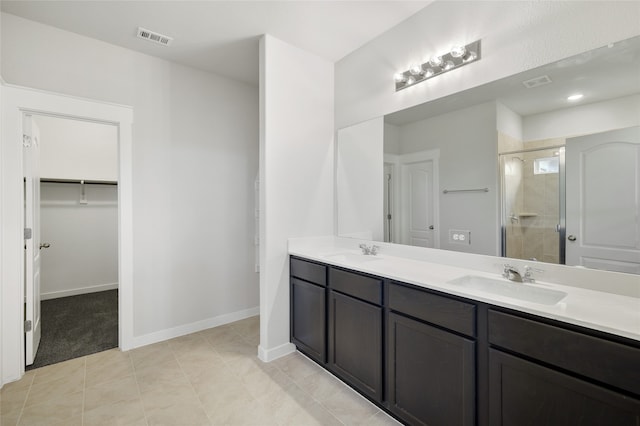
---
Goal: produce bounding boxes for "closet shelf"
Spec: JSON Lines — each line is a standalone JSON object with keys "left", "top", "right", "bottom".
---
{"left": 40, "top": 178, "right": 118, "bottom": 186}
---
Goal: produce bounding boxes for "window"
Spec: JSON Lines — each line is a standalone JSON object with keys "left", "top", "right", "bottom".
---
{"left": 533, "top": 157, "right": 559, "bottom": 174}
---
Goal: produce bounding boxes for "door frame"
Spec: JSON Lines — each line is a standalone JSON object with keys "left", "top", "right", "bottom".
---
{"left": 383, "top": 154, "right": 399, "bottom": 243}
{"left": 1, "top": 84, "right": 134, "bottom": 385}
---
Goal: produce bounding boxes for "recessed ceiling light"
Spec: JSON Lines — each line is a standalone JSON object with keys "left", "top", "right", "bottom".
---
{"left": 567, "top": 94, "right": 584, "bottom": 102}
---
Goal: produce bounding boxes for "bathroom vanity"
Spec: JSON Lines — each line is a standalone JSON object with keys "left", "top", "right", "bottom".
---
{"left": 288, "top": 239, "right": 640, "bottom": 426}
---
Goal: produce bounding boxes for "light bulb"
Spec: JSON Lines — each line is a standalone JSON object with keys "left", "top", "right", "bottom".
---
{"left": 450, "top": 45, "right": 466, "bottom": 58}
{"left": 406, "top": 76, "right": 416, "bottom": 85}
{"left": 394, "top": 72, "right": 406, "bottom": 83}
{"left": 429, "top": 55, "right": 443, "bottom": 67}
{"left": 425, "top": 68, "right": 435, "bottom": 77}
{"left": 464, "top": 51, "right": 478, "bottom": 62}
{"left": 567, "top": 93, "right": 584, "bottom": 102}
{"left": 409, "top": 64, "right": 423, "bottom": 75}
{"left": 444, "top": 60, "right": 455, "bottom": 70}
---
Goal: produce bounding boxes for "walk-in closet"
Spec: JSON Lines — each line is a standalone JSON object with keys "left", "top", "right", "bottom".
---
{"left": 27, "top": 114, "right": 119, "bottom": 369}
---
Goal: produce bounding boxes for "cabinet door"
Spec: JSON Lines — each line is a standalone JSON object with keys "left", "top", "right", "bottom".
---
{"left": 489, "top": 349, "right": 640, "bottom": 426}
{"left": 328, "top": 290, "right": 383, "bottom": 402}
{"left": 291, "top": 278, "right": 326, "bottom": 363}
{"left": 387, "top": 312, "right": 475, "bottom": 426}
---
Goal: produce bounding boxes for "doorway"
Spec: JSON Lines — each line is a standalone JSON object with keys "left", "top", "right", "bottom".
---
{"left": 25, "top": 114, "right": 119, "bottom": 369}
{"left": 1, "top": 84, "right": 133, "bottom": 385}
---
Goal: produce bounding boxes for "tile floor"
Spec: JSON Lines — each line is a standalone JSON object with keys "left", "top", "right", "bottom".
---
{"left": 0, "top": 316, "right": 400, "bottom": 426}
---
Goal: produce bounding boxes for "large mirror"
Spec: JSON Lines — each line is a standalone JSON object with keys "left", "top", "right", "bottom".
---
{"left": 337, "top": 35, "right": 640, "bottom": 274}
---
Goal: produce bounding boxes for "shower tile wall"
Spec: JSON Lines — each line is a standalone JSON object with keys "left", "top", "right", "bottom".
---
{"left": 521, "top": 148, "right": 560, "bottom": 264}
{"left": 498, "top": 132, "right": 523, "bottom": 153}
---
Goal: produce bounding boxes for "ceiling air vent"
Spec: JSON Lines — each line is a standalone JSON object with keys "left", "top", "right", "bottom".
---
{"left": 522, "top": 75, "right": 552, "bottom": 89}
{"left": 136, "top": 27, "right": 173, "bottom": 46}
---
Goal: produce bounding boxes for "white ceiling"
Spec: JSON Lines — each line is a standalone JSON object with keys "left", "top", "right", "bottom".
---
{"left": 1, "top": 0, "right": 430, "bottom": 86}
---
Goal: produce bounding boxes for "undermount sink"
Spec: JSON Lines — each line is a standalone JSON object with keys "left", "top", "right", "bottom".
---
{"left": 322, "top": 252, "right": 383, "bottom": 263}
{"left": 447, "top": 275, "right": 567, "bottom": 305}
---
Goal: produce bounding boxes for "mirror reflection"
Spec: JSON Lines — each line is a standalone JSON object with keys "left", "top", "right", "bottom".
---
{"left": 337, "top": 36, "right": 640, "bottom": 274}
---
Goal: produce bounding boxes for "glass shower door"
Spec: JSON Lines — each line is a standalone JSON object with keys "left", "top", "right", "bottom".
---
{"left": 500, "top": 147, "right": 563, "bottom": 264}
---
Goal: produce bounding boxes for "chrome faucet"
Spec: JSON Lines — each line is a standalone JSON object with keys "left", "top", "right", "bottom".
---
{"left": 522, "top": 265, "right": 544, "bottom": 283}
{"left": 502, "top": 264, "right": 523, "bottom": 283}
{"left": 359, "top": 244, "right": 379, "bottom": 256}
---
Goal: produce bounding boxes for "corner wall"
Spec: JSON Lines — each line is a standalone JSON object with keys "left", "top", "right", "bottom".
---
{"left": 259, "top": 35, "right": 334, "bottom": 361}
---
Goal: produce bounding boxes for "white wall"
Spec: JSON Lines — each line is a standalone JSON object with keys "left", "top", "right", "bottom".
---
{"left": 337, "top": 117, "right": 384, "bottom": 240}
{"left": 35, "top": 115, "right": 118, "bottom": 181}
{"left": 335, "top": 1, "right": 640, "bottom": 129}
{"left": 384, "top": 122, "right": 401, "bottom": 154}
{"left": 399, "top": 102, "right": 499, "bottom": 255}
{"left": 523, "top": 94, "right": 640, "bottom": 142}
{"left": 497, "top": 102, "right": 523, "bottom": 142}
{"left": 259, "top": 35, "right": 334, "bottom": 361}
{"left": 40, "top": 183, "right": 118, "bottom": 299}
{"left": 1, "top": 12, "right": 259, "bottom": 345}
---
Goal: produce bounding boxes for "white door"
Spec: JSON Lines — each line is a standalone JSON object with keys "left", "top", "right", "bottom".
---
{"left": 566, "top": 126, "right": 640, "bottom": 274}
{"left": 23, "top": 114, "right": 42, "bottom": 365}
{"left": 401, "top": 161, "right": 435, "bottom": 247}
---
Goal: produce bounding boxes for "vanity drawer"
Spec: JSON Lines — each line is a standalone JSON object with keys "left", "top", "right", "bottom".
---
{"left": 290, "top": 257, "right": 327, "bottom": 286}
{"left": 488, "top": 309, "right": 640, "bottom": 396}
{"left": 388, "top": 282, "right": 476, "bottom": 337}
{"left": 330, "top": 268, "right": 382, "bottom": 305}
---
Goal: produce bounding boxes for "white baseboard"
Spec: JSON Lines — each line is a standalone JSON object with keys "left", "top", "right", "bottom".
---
{"left": 129, "top": 306, "right": 260, "bottom": 350}
{"left": 258, "top": 342, "right": 296, "bottom": 362}
{"left": 41, "top": 282, "right": 119, "bottom": 300}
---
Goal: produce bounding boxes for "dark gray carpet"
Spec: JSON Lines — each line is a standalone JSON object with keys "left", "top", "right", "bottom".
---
{"left": 27, "top": 289, "right": 118, "bottom": 370}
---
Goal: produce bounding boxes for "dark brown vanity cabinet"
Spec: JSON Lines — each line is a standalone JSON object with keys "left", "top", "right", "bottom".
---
{"left": 387, "top": 282, "right": 477, "bottom": 426}
{"left": 290, "top": 257, "right": 327, "bottom": 364}
{"left": 289, "top": 256, "right": 640, "bottom": 426}
{"left": 328, "top": 268, "right": 384, "bottom": 403}
{"left": 488, "top": 309, "right": 640, "bottom": 425}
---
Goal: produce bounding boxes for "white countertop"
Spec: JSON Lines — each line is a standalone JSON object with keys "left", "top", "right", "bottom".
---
{"left": 289, "top": 237, "right": 640, "bottom": 342}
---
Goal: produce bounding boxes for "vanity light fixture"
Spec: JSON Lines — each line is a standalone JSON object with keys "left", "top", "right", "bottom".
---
{"left": 394, "top": 40, "right": 481, "bottom": 91}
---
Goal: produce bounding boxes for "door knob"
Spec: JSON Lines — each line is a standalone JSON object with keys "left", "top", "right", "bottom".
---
{"left": 429, "top": 225, "right": 434, "bottom": 230}
{"left": 567, "top": 235, "right": 577, "bottom": 242}
{"left": 39, "top": 243, "right": 51, "bottom": 249}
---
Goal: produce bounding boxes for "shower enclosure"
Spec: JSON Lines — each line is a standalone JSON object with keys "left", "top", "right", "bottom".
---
{"left": 500, "top": 147, "right": 565, "bottom": 264}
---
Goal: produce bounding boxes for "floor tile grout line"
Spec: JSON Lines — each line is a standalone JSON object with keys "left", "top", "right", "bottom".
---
{"left": 280, "top": 351, "right": 392, "bottom": 426}
{"left": 13, "top": 372, "right": 34, "bottom": 426}
{"left": 171, "top": 337, "right": 216, "bottom": 426}
{"left": 129, "top": 351, "right": 150, "bottom": 426}
{"left": 6, "top": 318, "right": 401, "bottom": 426}
{"left": 81, "top": 356, "right": 87, "bottom": 426}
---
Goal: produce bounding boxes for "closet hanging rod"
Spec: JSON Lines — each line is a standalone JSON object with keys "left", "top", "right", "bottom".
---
{"left": 442, "top": 187, "right": 489, "bottom": 194}
{"left": 40, "top": 178, "right": 118, "bottom": 186}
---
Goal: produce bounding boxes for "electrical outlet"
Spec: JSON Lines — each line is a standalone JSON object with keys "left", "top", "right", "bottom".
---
{"left": 449, "top": 229, "right": 471, "bottom": 244}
